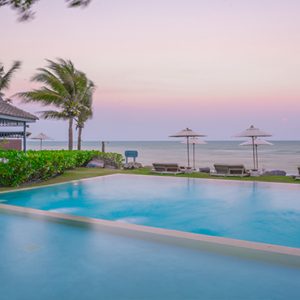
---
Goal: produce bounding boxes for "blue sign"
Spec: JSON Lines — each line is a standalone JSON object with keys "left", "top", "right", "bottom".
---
{"left": 125, "top": 150, "right": 138, "bottom": 158}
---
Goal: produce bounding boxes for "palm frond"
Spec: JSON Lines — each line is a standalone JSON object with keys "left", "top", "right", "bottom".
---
{"left": 31, "top": 68, "right": 70, "bottom": 99}
{"left": 38, "top": 110, "right": 69, "bottom": 120}
{"left": 67, "top": 0, "right": 91, "bottom": 8}
{"left": 74, "top": 71, "right": 94, "bottom": 128}
{"left": 0, "top": 61, "right": 21, "bottom": 92}
{"left": 17, "top": 88, "right": 65, "bottom": 106}
{"left": 18, "top": 58, "right": 95, "bottom": 128}
{"left": 47, "top": 59, "right": 75, "bottom": 96}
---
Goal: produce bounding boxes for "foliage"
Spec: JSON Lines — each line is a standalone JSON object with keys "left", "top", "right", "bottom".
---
{"left": 0, "top": 0, "right": 91, "bottom": 21}
{"left": 0, "top": 150, "right": 123, "bottom": 186}
{"left": 75, "top": 71, "right": 94, "bottom": 149}
{"left": 0, "top": 60, "right": 21, "bottom": 97}
{"left": 18, "top": 58, "right": 95, "bottom": 150}
{"left": 75, "top": 72, "right": 94, "bottom": 129}
{"left": 19, "top": 59, "right": 81, "bottom": 115}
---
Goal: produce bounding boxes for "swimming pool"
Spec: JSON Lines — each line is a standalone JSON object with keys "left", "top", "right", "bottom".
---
{"left": 1, "top": 174, "right": 300, "bottom": 248}
{"left": 1, "top": 212, "right": 300, "bottom": 300}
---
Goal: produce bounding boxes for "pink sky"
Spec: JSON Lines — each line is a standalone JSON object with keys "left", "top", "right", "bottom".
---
{"left": 1, "top": 0, "right": 300, "bottom": 140}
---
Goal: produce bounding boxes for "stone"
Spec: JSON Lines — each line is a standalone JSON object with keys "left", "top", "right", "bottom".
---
{"left": 86, "top": 159, "right": 105, "bottom": 168}
{"left": 262, "top": 170, "right": 287, "bottom": 176}
{"left": 123, "top": 162, "right": 143, "bottom": 169}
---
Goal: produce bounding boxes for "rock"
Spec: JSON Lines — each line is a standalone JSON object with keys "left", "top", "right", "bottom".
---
{"left": 123, "top": 162, "right": 143, "bottom": 169}
{"left": 263, "top": 170, "right": 287, "bottom": 176}
{"left": 86, "top": 159, "right": 105, "bottom": 168}
{"left": 199, "top": 167, "right": 210, "bottom": 173}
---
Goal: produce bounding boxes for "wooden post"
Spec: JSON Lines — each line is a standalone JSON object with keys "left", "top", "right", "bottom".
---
{"left": 193, "top": 143, "right": 195, "bottom": 170}
{"left": 187, "top": 136, "right": 190, "bottom": 168}
{"left": 23, "top": 122, "right": 27, "bottom": 152}
{"left": 251, "top": 136, "right": 256, "bottom": 170}
{"left": 101, "top": 141, "right": 106, "bottom": 153}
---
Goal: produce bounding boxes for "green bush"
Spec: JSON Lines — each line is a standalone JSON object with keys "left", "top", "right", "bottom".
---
{"left": 0, "top": 150, "right": 123, "bottom": 186}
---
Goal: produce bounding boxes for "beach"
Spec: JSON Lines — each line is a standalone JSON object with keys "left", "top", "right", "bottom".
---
{"left": 28, "top": 140, "right": 300, "bottom": 174}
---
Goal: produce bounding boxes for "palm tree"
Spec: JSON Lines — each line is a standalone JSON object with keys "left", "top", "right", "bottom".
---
{"left": 18, "top": 58, "right": 93, "bottom": 150}
{"left": 0, "top": 61, "right": 22, "bottom": 98}
{"left": 4, "top": 1, "right": 92, "bottom": 21}
{"left": 75, "top": 72, "right": 94, "bottom": 150}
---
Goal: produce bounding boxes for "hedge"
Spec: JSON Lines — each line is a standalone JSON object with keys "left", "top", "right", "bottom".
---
{"left": 0, "top": 150, "right": 123, "bottom": 187}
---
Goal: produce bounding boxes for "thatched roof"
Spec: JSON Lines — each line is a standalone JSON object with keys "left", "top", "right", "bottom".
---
{"left": 0, "top": 96, "right": 38, "bottom": 122}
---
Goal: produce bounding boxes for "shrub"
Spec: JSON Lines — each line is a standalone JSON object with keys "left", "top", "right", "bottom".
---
{"left": 0, "top": 150, "right": 123, "bottom": 187}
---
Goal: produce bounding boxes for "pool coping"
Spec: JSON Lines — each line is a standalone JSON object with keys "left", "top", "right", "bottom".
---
{"left": 1, "top": 202, "right": 300, "bottom": 268}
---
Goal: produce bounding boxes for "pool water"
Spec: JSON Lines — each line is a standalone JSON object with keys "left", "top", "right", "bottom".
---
{"left": 1, "top": 174, "right": 300, "bottom": 248}
{"left": 1, "top": 212, "right": 300, "bottom": 300}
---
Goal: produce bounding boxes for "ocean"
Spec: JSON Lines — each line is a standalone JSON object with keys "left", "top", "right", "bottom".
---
{"left": 27, "top": 140, "right": 300, "bottom": 175}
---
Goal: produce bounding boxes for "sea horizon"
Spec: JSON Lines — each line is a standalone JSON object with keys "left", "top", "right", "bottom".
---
{"left": 34, "top": 139, "right": 300, "bottom": 142}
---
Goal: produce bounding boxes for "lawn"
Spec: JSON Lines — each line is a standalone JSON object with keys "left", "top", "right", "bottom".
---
{"left": 0, "top": 166, "right": 299, "bottom": 192}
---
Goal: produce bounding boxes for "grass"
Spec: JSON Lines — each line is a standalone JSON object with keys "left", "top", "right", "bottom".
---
{"left": 0, "top": 166, "right": 299, "bottom": 193}
{"left": 130, "top": 168, "right": 300, "bottom": 183}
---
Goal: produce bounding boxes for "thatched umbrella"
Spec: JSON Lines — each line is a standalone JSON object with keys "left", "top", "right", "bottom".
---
{"left": 235, "top": 125, "right": 272, "bottom": 170}
{"left": 31, "top": 132, "right": 51, "bottom": 150}
{"left": 170, "top": 128, "right": 206, "bottom": 168}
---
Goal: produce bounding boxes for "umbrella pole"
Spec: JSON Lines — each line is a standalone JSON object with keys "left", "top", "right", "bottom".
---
{"left": 255, "top": 144, "right": 259, "bottom": 170}
{"left": 187, "top": 136, "right": 190, "bottom": 168}
{"left": 193, "top": 143, "right": 195, "bottom": 170}
{"left": 251, "top": 136, "right": 256, "bottom": 170}
{"left": 40, "top": 139, "right": 42, "bottom": 150}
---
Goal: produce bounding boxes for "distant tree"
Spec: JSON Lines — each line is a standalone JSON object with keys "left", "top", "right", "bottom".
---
{"left": 18, "top": 58, "right": 94, "bottom": 150}
{"left": 0, "top": 0, "right": 91, "bottom": 21}
{"left": 0, "top": 60, "right": 21, "bottom": 100}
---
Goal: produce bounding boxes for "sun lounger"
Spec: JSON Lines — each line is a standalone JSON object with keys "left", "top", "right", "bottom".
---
{"left": 152, "top": 163, "right": 186, "bottom": 175}
{"left": 212, "top": 164, "right": 250, "bottom": 177}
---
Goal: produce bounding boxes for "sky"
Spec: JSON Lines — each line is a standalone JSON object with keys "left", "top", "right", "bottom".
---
{"left": 0, "top": 0, "right": 300, "bottom": 140}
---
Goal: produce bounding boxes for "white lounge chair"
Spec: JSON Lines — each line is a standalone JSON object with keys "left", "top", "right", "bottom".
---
{"left": 212, "top": 164, "right": 250, "bottom": 177}
{"left": 152, "top": 163, "right": 186, "bottom": 175}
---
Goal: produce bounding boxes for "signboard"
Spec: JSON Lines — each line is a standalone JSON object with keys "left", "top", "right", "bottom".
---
{"left": 125, "top": 150, "right": 138, "bottom": 158}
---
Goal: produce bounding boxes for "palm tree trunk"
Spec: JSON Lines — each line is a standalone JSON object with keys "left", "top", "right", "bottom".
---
{"left": 77, "top": 126, "right": 82, "bottom": 150}
{"left": 68, "top": 118, "right": 73, "bottom": 150}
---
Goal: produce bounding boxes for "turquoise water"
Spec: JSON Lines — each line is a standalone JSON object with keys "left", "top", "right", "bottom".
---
{"left": 0, "top": 212, "right": 300, "bottom": 300}
{"left": 2, "top": 175, "right": 300, "bottom": 248}
{"left": 28, "top": 140, "right": 300, "bottom": 174}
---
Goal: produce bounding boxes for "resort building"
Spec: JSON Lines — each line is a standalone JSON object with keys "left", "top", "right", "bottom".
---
{"left": 0, "top": 96, "right": 38, "bottom": 151}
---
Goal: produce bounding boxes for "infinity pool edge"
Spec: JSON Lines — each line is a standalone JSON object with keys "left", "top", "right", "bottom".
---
{"left": 1, "top": 173, "right": 300, "bottom": 195}
{"left": 1, "top": 203, "right": 299, "bottom": 269}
